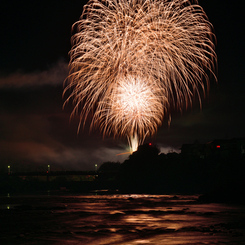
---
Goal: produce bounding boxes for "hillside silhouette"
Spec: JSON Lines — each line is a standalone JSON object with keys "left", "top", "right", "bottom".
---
{"left": 100, "top": 140, "right": 245, "bottom": 202}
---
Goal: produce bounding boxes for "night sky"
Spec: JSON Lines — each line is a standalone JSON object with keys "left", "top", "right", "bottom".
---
{"left": 0, "top": 0, "right": 244, "bottom": 171}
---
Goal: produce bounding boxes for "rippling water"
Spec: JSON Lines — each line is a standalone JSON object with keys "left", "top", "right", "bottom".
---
{"left": 1, "top": 193, "right": 245, "bottom": 244}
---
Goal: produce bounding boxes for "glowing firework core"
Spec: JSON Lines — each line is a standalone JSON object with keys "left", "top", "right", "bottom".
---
{"left": 117, "top": 78, "right": 148, "bottom": 120}
{"left": 106, "top": 76, "right": 166, "bottom": 135}
{"left": 103, "top": 76, "right": 166, "bottom": 152}
{"left": 64, "top": 0, "right": 217, "bottom": 152}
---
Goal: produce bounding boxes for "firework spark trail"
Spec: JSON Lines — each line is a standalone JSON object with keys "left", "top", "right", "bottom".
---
{"left": 64, "top": 0, "right": 217, "bottom": 152}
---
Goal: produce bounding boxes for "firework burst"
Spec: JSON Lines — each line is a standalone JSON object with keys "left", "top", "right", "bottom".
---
{"left": 64, "top": 0, "right": 217, "bottom": 152}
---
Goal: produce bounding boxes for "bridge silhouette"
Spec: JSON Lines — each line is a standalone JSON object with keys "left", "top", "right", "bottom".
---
{"left": 3, "top": 170, "right": 120, "bottom": 192}
{"left": 9, "top": 171, "right": 99, "bottom": 177}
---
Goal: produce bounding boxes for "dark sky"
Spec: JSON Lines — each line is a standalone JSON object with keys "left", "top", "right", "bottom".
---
{"left": 0, "top": 0, "right": 244, "bottom": 171}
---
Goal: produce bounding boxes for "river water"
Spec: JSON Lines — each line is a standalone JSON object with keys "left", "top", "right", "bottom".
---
{"left": 0, "top": 193, "right": 245, "bottom": 244}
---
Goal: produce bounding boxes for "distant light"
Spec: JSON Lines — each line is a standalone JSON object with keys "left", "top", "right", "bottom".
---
{"left": 47, "top": 171, "right": 49, "bottom": 174}
{"left": 216, "top": 145, "right": 221, "bottom": 149}
{"left": 8, "top": 166, "right": 10, "bottom": 169}
{"left": 149, "top": 143, "right": 152, "bottom": 146}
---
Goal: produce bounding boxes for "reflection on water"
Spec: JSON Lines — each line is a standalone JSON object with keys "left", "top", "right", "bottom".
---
{"left": 0, "top": 194, "right": 245, "bottom": 244}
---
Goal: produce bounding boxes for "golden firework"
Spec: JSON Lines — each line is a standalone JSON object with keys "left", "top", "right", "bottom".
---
{"left": 64, "top": 0, "right": 217, "bottom": 152}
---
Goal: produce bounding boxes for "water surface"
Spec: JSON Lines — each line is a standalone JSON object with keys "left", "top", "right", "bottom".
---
{"left": 1, "top": 194, "right": 244, "bottom": 244}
